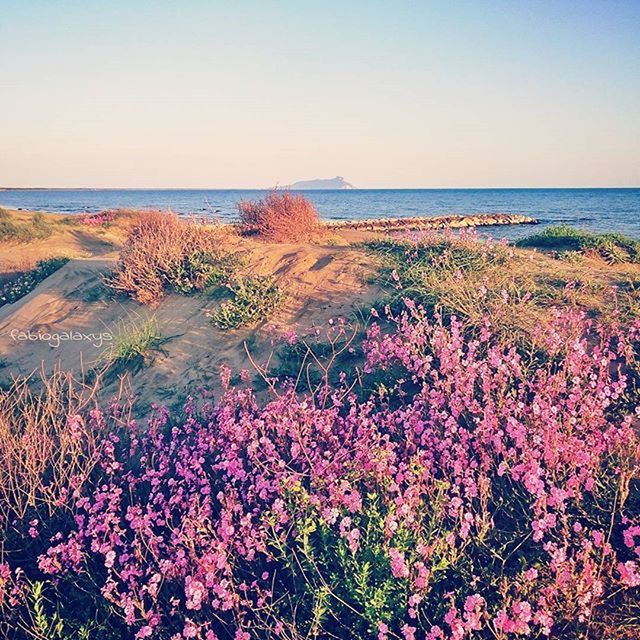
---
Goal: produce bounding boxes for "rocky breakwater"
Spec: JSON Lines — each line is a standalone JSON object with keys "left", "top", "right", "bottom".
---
{"left": 324, "top": 213, "right": 537, "bottom": 232}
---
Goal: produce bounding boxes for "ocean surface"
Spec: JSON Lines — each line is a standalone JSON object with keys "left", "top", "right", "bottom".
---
{"left": 1, "top": 188, "right": 639, "bottom": 240}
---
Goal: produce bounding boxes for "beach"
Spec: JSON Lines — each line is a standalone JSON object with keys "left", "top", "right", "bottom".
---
{"left": 1, "top": 202, "right": 640, "bottom": 638}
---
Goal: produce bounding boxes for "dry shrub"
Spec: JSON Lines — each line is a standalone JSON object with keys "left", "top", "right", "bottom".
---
{"left": 0, "top": 370, "right": 107, "bottom": 524}
{"left": 107, "top": 211, "right": 225, "bottom": 305}
{"left": 238, "top": 190, "right": 319, "bottom": 242}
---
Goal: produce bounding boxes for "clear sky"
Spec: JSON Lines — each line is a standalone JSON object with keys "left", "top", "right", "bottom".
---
{"left": 1, "top": 0, "right": 638, "bottom": 188}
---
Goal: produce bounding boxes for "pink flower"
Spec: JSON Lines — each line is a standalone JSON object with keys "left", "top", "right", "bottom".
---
{"left": 185, "top": 576, "right": 206, "bottom": 610}
{"left": 592, "top": 530, "right": 605, "bottom": 548}
{"left": 389, "top": 548, "right": 409, "bottom": 579}
{"left": 346, "top": 528, "right": 360, "bottom": 554}
{"left": 618, "top": 561, "right": 640, "bottom": 587}
{"left": 377, "top": 621, "right": 389, "bottom": 640}
{"left": 401, "top": 624, "right": 416, "bottom": 640}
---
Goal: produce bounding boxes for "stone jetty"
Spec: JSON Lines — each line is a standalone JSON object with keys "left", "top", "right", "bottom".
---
{"left": 324, "top": 213, "right": 537, "bottom": 232}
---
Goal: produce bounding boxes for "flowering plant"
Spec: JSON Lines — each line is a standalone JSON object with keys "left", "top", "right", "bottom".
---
{"left": 80, "top": 211, "right": 117, "bottom": 226}
{"left": 28, "top": 303, "right": 640, "bottom": 639}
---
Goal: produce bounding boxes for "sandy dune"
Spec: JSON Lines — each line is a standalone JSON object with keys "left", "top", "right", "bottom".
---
{"left": 0, "top": 228, "right": 380, "bottom": 412}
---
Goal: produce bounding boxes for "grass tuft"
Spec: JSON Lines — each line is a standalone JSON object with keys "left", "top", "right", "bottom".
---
{"left": 0, "top": 211, "right": 54, "bottom": 243}
{"left": 99, "top": 316, "right": 167, "bottom": 378}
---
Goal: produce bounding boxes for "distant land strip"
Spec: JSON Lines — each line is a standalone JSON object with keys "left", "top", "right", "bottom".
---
{"left": 323, "top": 213, "right": 537, "bottom": 231}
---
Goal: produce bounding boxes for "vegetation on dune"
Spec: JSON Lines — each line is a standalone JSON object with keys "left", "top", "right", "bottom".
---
{"left": 2, "top": 306, "right": 639, "bottom": 639}
{"left": 0, "top": 211, "right": 55, "bottom": 243}
{"left": 364, "top": 232, "right": 543, "bottom": 345}
{"left": 517, "top": 224, "right": 640, "bottom": 264}
{"left": 107, "top": 211, "right": 241, "bottom": 305}
{"left": 107, "top": 211, "right": 285, "bottom": 330}
{"left": 2, "top": 225, "right": 640, "bottom": 638}
{"left": 364, "top": 230, "right": 640, "bottom": 347}
{"left": 238, "top": 190, "right": 319, "bottom": 242}
{"left": 209, "top": 275, "right": 284, "bottom": 330}
{"left": 169, "top": 250, "right": 241, "bottom": 296}
{"left": 0, "top": 257, "right": 69, "bottom": 307}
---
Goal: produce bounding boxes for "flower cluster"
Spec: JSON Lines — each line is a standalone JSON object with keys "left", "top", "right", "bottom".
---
{"left": 31, "top": 303, "right": 639, "bottom": 638}
{"left": 80, "top": 211, "right": 117, "bottom": 226}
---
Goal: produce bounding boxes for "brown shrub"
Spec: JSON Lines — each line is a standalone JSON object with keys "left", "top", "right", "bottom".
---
{"left": 107, "top": 211, "right": 226, "bottom": 305}
{"left": 0, "top": 370, "right": 111, "bottom": 524}
{"left": 238, "top": 190, "right": 319, "bottom": 242}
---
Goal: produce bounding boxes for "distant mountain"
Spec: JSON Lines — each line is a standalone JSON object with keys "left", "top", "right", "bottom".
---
{"left": 285, "top": 176, "right": 355, "bottom": 190}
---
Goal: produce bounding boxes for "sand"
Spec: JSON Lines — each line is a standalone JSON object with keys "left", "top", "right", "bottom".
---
{"left": 0, "top": 217, "right": 381, "bottom": 413}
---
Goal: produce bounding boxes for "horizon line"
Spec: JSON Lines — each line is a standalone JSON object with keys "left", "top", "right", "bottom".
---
{"left": 2, "top": 185, "right": 639, "bottom": 191}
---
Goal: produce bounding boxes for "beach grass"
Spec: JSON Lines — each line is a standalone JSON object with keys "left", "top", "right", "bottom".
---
{"left": 99, "top": 316, "right": 167, "bottom": 378}
{"left": 0, "top": 211, "right": 55, "bottom": 243}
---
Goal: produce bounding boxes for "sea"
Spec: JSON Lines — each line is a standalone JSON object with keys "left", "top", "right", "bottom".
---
{"left": 1, "top": 188, "right": 639, "bottom": 240}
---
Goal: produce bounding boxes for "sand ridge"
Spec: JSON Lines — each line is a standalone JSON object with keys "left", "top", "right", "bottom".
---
{"left": 0, "top": 224, "right": 381, "bottom": 412}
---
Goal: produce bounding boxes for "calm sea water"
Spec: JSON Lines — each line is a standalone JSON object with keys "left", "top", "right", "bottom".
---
{"left": 1, "top": 188, "right": 639, "bottom": 240}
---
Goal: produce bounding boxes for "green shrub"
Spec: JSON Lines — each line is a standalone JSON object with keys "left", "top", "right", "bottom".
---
{"left": 168, "top": 250, "right": 241, "bottom": 295}
{"left": 0, "top": 257, "right": 70, "bottom": 307}
{"left": 272, "top": 493, "right": 411, "bottom": 636}
{"left": 209, "top": 276, "right": 284, "bottom": 329}
{"left": 517, "top": 225, "right": 640, "bottom": 263}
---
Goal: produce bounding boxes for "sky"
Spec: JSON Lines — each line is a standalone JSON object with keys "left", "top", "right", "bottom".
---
{"left": 0, "top": 0, "right": 639, "bottom": 188}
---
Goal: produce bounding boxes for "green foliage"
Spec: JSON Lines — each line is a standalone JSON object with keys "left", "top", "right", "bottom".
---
{"left": 12, "top": 579, "right": 119, "bottom": 640}
{"left": 268, "top": 489, "right": 459, "bottom": 638}
{"left": 26, "top": 581, "right": 73, "bottom": 639}
{"left": 78, "top": 281, "right": 113, "bottom": 303}
{"left": 209, "top": 276, "right": 284, "bottom": 330}
{"left": 168, "top": 250, "right": 242, "bottom": 294}
{"left": 517, "top": 225, "right": 640, "bottom": 263}
{"left": 0, "top": 257, "right": 70, "bottom": 307}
